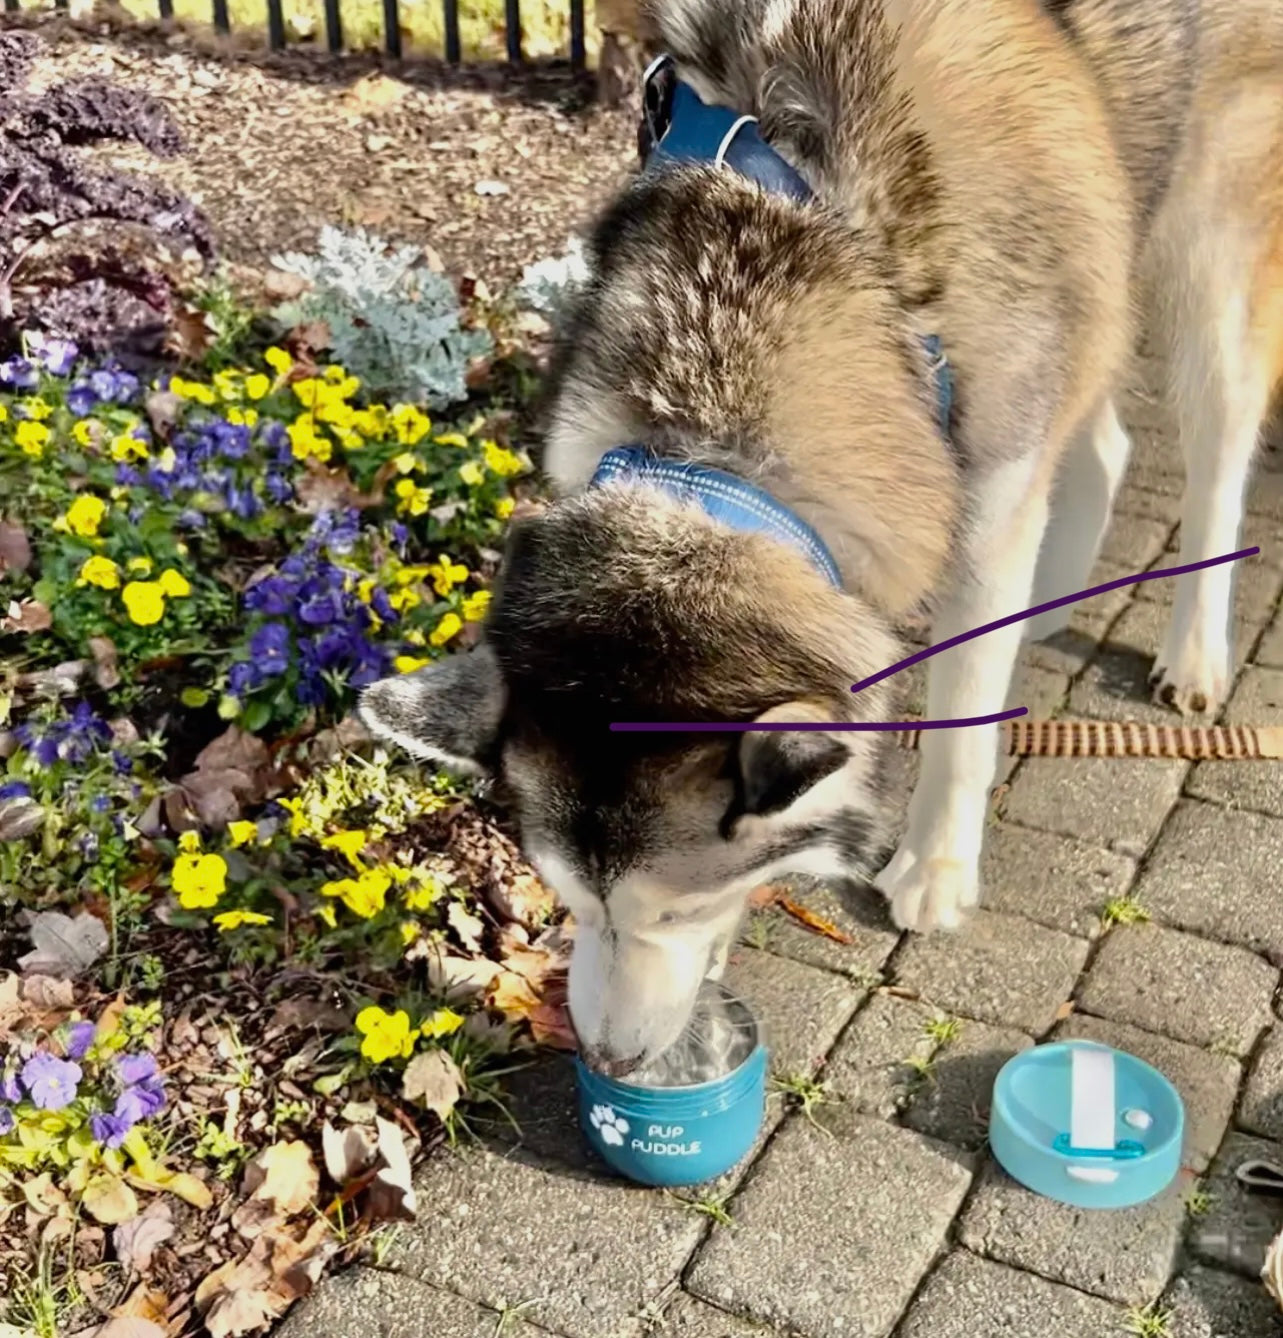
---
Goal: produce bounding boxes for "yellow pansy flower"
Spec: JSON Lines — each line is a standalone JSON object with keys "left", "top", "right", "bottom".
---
{"left": 227, "top": 407, "right": 259, "bottom": 429}
{"left": 355, "top": 1007, "right": 416, "bottom": 1064}
{"left": 158, "top": 569, "right": 191, "bottom": 598}
{"left": 169, "top": 376, "right": 216, "bottom": 406}
{"left": 352, "top": 407, "right": 389, "bottom": 438}
{"left": 21, "top": 398, "right": 53, "bottom": 421}
{"left": 458, "top": 461, "right": 484, "bottom": 487}
{"left": 429, "top": 558, "right": 469, "bottom": 598}
{"left": 321, "top": 829, "right": 371, "bottom": 871}
{"left": 461, "top": 590, "right": 492, "bottom": 623}
{"left": 213, "top": 370, "right": 242, "bottom": 401}
{"left": 77, "top": 556, "right": 120, "bottom": 590}
{"left": 315, "top": 904, "right": 338, "bottom": 930}
{"left": 394, "top": 654, "right": 432, "bottom": 674}
{"left": 434, "top": 432, "right": 469, "bottom": 448}
{"left": 178, "top": 830, "right": 202, "bottom": 854}
{"left": 391, "top": 404, "right": 431, "bottom": 446}
{"left": 320, "top": 868, "right": 391, "bottom": 920}
{"left": 429, "top": 612, "right": 462, "bottom": 649}
{"left": 402, "top": 875, "right": 443, "bottom": 912}
{"left": 287, "top": 414, "right": 331, "bottom": 464}
{"left": 482, "top": 441, "right": 526, "bottom": 477}
{"left": 212, "top": 910, "right": 272, "bottom": 931}
{"left": 388, "top": 588, "right": 421, "bottom": 614}
{"left": 264, "top": 346, "right": 293, "bottom": 376}
{"left": 122, "top": 581, "right": 167, "bottom": 626}
{"left": 15, "top": 420, "right": 49, "bottom": 457}
{"left": 404, "top": 627, "right": 426, "bottom": 647}
{"left": 421, "top": 1008, "right": 465, "bottom": 1039}
{"left": 72, "top": 420, "right": 97, "bottom": 448}
{"left": 61, "top": 495, "right": 107, "bottom": 537}
{"left": 0, "top": 404, "right": 7, "bottom": 422}
{"left": 127, "top": 556, "right": 154, "bottom": 575}
{"left": 244, "top": 374, "right": 271, "bottom": 401}
{"left": 172, "top": 852, "right": 228, "bottom": 910}
{"left": 394, "top": 479, "right": 432, "bottom": 517}
{"left": 400, "top": 922, "right": 421, "bottom": 947}
{"left": 110, "top": 433, "right": 149, "bottom": 464}
{"left": 495, "top": 497, "right": 515, "bottom": 520}
{"left": 392, "top": 452, "right": 422, "bottom": 475}
{"left": 226, "top": 820, "right": 258, "bottom": 848}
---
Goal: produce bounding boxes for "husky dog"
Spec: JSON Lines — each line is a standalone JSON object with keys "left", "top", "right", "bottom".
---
{"left": 361, "top": 0, "right": 1283, "bottom": 1075}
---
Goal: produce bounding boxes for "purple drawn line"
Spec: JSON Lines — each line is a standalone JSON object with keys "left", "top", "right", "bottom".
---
{"left": 849, "top": 546, "right": 1260, "bottom": 696}
{"left": 609, "top": 708, "right": 1027, "bottom": 734}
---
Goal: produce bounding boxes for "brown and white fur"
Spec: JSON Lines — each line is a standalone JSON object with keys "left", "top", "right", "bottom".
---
{"left": 361, "top": 0, "right": 1283, "bottom": 1074}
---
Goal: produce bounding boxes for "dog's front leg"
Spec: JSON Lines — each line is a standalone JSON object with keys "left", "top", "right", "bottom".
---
{"left": 876, "top": 454, "right": 1052, "bottom": 932}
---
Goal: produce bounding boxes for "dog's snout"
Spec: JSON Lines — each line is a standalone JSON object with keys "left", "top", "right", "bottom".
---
{"left": 582, "top": 1046, "right": 644, "bottom": 1079}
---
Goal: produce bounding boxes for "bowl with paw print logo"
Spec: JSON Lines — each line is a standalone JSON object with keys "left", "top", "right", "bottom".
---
{"left": 574, "top": 984, "right": 767, "bottom": 1188}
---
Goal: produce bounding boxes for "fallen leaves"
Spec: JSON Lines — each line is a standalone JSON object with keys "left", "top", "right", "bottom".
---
{"left": 168, "top": 726, "right": 287, "bottom": 829}
{"left": 82, "top": 1173, "right": 141, "bottom": 1226}
{"left": 365, "top": 1117, "right": 417, "bottom": 1223}
{"left": 401, "top": 1049, "right": 463, "bottom": 1123}
{"left": 749, "top": 885, "right": 855, "bottom": 945}
{"left": 2, "top": 597, "right": 52, "bottom": 633}
{"left": 320, "top": 1121, "right": 377, "bottom": 1187}
{"left": 113, "top": 1201, "right": 175, "bottom": 1275}
{"left": 240, "top": 1141, "right": 319, "bottom": 1218}
{"left": 0, "top": 518, "right": 31, "bottom": 574}
{"left": 19, "top": 910, "right": 110, "bottom": 979}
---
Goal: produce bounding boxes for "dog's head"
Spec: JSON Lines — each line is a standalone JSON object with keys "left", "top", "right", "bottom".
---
{"left": 359, "top": 486, "right": 900, "bottom": 1074}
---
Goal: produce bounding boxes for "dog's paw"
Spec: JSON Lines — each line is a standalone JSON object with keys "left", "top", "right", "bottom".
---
{"left": 589, "top": 1103, "right": 630, "bottom": 1147}
{"left": 1149, "top": 645, "right": 1227, "bottom": 717}
{"left": 874, "top": 848, "right": 979, "bottom": 933}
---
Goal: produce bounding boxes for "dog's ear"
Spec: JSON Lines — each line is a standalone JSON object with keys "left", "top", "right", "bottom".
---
{"left": 735, "top": 700, "right": 849, "bottom": 818}
{"left": 357, "top": 643, "right": 505, "bottom": 777}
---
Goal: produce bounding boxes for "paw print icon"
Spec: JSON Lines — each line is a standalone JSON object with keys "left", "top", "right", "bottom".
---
{"left": 589, "top": 1104, "right": 630, "bottom": 1147}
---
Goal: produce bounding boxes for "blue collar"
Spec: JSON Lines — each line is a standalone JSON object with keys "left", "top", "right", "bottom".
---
{"left": 589, "top": 55, "right": 955, "bottom": 590}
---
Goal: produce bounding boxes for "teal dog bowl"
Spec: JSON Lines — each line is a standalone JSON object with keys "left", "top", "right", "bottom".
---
{"left": 990, "top": 1040, "right": 1184, "bottom": 1209}
{"left": 575, "top": 990, "right": 767, "bottom": 1188}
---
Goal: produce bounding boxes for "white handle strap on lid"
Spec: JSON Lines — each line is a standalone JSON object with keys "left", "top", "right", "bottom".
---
{"left": 1067, "top": 1044, "right": 1119, "bottom": 1184}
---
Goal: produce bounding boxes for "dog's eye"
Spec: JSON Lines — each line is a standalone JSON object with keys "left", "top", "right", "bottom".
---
{"left": 657, "top": 911, "right": 680, "bottom": 925}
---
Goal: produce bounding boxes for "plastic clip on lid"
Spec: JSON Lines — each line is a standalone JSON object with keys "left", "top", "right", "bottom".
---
{"left": 1053, "top": 1045, "right": 1143, "bottom": 1184}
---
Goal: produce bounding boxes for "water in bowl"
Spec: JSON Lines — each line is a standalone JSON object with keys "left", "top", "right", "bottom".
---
{"left": 627, "top": 984, "right": 757, "bottom": 1088}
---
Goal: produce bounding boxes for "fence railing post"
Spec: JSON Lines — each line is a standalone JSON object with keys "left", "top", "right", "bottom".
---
{"left": 324, "top": 0, "right": 344, "bottom": 53}
{"left": 569, "top": 0, "right": 585, "bottom": 69}
{"left": 443, "top": 0, "right": 461, "bottom": 63}
{"left": 383, "top": 0, "right": 402, "bottom": 58}
{"left": 505, "top": 0, "right": 522, "bottom": 63}
{"left": 267, "top": 0, "right": 286, "bottom": 50}
{"left": 211, "top": 0, "right": 230, "bottom": 34}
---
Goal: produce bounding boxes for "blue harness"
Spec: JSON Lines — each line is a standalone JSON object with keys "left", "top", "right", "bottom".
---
{"left": 588, "top": 54, "right": 954, "bottom": 590}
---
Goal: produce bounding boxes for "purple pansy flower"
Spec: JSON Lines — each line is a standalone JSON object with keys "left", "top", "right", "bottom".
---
{"left": 21, "top": 1054, "right": 82, "bottom": 1111}
{"left": 0, "top": 1107, "right": 14, "bottom": 1137}
{"left": 0, "top": 1069, "right": 20, "bottom": 1103}
{"left": 117, "top": 1052, "right": 158, "bottom": 1086}
{"left": 28, "top": 333, "right": 78, "bottom": 377}
{"left": 244, "top": 575, "right": 296, "bottom": 617}
{"left": 115, "top": 1081, "right": 165, "bottom": 1125}
{"left": 65, "top": 1021, "right": 97, "bottom": 1060}
{"left": 0, "top": 356, "right": 37, "bottom": 389}
{"left": 90, "top": 1111, "right": 132, "bottom": 1149}
{"left": 0, "top": 781, "right": 31, "bottom": 801}
{"left": 227, "top": 661, "right": 263, "bottom": 697}
{"left": 67, "top": 382, "right": 98, "bottom": 417}
{"left": 249, "top": 622, "right": 291, "bottom": 676}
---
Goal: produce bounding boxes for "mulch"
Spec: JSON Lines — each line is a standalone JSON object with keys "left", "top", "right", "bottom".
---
{"left": 17, "top": 11, "right": 639, "bottom": 289}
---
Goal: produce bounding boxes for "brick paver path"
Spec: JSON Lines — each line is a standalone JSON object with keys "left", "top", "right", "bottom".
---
{"left": 279, "top": 362, "right": 1283, "bottom": 1335}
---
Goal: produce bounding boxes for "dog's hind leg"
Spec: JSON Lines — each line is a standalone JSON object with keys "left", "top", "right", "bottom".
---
{"left": 875, "top": 451, "right": 1054, "bottom": 932}
{"left": 1024, "top": 396, "right": 1133, "bottom": 643}
{"left": 1149, "top": 132, "right": 1283, "bottom": 714}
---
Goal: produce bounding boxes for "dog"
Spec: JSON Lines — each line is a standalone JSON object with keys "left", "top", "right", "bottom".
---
{"left": 360, "top": 0, "right": 1283, "bottom": 1076}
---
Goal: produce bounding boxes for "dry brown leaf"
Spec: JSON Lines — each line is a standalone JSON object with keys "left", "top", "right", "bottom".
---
{"left": 748, "top": 884, "right": 784, "bottom": 910}
{"left": 23, "top": 1172, "right": 69, "bottom": 1217}
{"left": 401, "top": 1049, "right": 463, "bottom": 1122}
{"left": 446, "top": 900, "right": 486, "bottom": 953}
{"left": 421, "top": 951, "right": 501, "bottom": 999}
{"left": 113, "top": 1201, "right": 174, "bottom": 1275}
{"left": 340, "top": 71, "right": 410, "bottom": 114}
{"left": 88, "top": 636, "right": 121, "bottom": 691}
{"left": 776, "top": 896, "right": 854, "bottom": 945}
{"left": 320, "top": 1121, "right": 377, "bottom": 1187}
{"left": 266, "top": 997, "right": 349, "bottom": 1037}
{"left": 527, "top": 1002, "right": 577, "bottom": 1051}
{"left": 88, "top": 1320, "right": 166, "bottom": 1338}
{"left": 82, "top": 1173, "right": 140, "bottom": 1226}
{"left": 2, "top": 598, "right": 51, "bottom": 633}
{"left": 176, "top": 726, "right": 282, "bottom": 827}
{"left": 365, "top": 1117, "right": 417, "bottom": 1223}
{"left": 240, "top": 1141, "right": 319, "bottom": 1217}
{"left": 487, "top": 969, "right": 542, "bottom": 1020}
{"left": 203, "top": 1288, "right": 277, "bottom": 1338}
{"left": 1053, "top": 1000, "right": 1076, "bottom": 1023}
{"left": 0, "top": 520, "right": 31, "bottom": 574}
{"left": 21, "top": 974, "right": 75, "bottom": 1009}
{"left": 111, "top": 1285, "right": 169, "bottom": 1324}
{"left": 486, "top": 870, "right": 556, "bottom": 929}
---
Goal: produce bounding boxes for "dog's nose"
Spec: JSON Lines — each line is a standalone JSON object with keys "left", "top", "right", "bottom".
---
{"left": 582, "top": 1046, "right": 644, "bottom": 1078}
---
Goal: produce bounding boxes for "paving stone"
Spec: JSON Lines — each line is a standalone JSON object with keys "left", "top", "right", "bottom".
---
{"left": 824, "top": 993, "right": 940, "bottom": 1119}
{"left": 1183, "top": 667, "right": 1283, "bottom": 819}
{"left": 743, "top": 877, "right": 900, "bottom": 985}
{"left": 1188, "top": 1131, "right": 1283, "bottom": 1281}
{"left": 1240, "top": 1028, "right": 1283, "bottom": 1142}
{"left": 1140, "top": 544, "right": 1283, "bottom": 622}
{"left": 1135, "top": 801, "right": 1283, "bottom": 963}
{"left": 1101, "top": 515, "right": 1173, "bottom": 572}
{"left": 998, "top": 663, "right": 1073, "bottom": 782}
{"left": 1051, "top": 1013, "right": 1239, "bottom": 1172}
{"left": 483, "top": 1051, "right": 605, "bottom": 1171}
{"left": 1023, "top": 625, "right": 1108, "bottom": 678}
{"left": 1163, "top": 1266, "right": 1283, "bottom": 1338}
{"left": 383, "top": 1145, "right": 704, "bottom": 1338}
{"left": 980, "top": 824, "right": 1136, "bottom": 938}
{"left": 903, "top": 1017, "right": 1033, "bottom": 1151}
{"left": 1067, "top": 557, "right": 1139, "bottom": 631}
{"left": 1114, "top": 484, "right": 1181, "bottom": 527}
{"left": 273, "top": 1268, "right": 536, "bottom": 1338}
{"left": 1068, "top": 601, "right": 1262, "bottom": 727}
{"left": 958, "top": 1158, "right": 1186, "bottom": 1305}
{"left": 654, "top": 1294, "right": 777, "bottom": 1336}
{"left": 895, "top": 1249, "right": 1130, "bottom": 1338}
{"left": 1260, "top": 612, "right": 1283, "bottom": 669}
{"left": 892, "top": 910, "right": 1089, "bottom": 1035}
{"left": 1000, "top": 755, "right": 1186, "bottom": 857}
{"left": 1077, "top": 923, "right": 1277, "bottom": 1056}
{"left": 686, "top": 1113, "right": 972, "bottom": 1338}
{"left": 723, "top": 947, "right": 866, "bottom": 1080}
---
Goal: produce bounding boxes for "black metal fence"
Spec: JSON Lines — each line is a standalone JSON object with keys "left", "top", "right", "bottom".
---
{"left": 26, "top": 0, "right": 587, "bottom": 67}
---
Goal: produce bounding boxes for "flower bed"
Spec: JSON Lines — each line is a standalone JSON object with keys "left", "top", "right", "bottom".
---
{"left": 0, "top": 291, "right": 577, "bottom": 1337}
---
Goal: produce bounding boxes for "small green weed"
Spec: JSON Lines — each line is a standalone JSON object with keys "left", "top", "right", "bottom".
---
{"left": 743, "top": 911, "right": 776, "bottom": 952}
{"left": 4, "top": 1240, "right": 82, "bottom": 1338}
{"left": 1183, "top": 1185, "right": 1214, "bottom": 1217}
{"left": 1124, "top": 1302, "right": 1172, "bottom": 1337}
{"left": 667, "top": 1190, "right": 735, "bottom": 1229}
{"left": 770, "top": 1072, "right": 833, "bottom": 1129}
{"left": 923, "top": 1015, "right": 963, "bottom": 1046}
{"left": 1100, "top": 896, "right": 1151, "bottom": 930}
{"left": 492, "top": 1298, "right": 546, "bottom": 1335}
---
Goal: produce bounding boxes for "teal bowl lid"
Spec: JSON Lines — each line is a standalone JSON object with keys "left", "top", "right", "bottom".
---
{"left": 989, "top": 1040, "right": 1185, "bottom": 1210}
